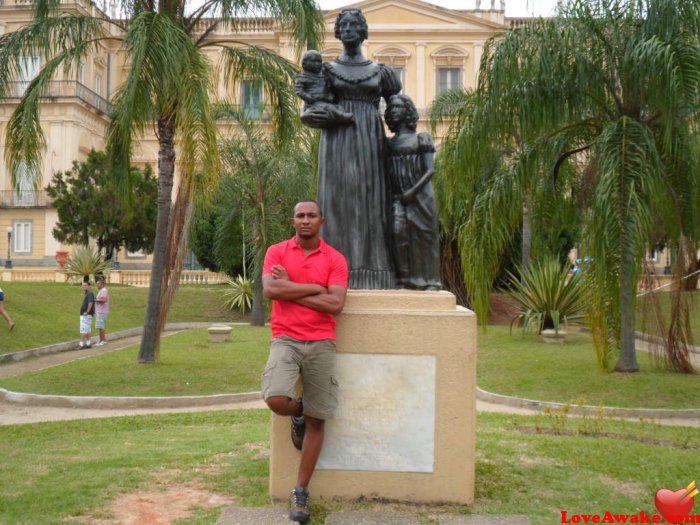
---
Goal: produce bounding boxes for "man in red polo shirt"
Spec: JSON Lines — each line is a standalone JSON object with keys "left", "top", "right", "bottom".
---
{"left": 262, "top": 199, "right": 348, "bottom": 525}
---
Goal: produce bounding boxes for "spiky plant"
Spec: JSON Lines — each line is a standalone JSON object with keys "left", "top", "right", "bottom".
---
{"left": 223, "top": 275, "right": 254, "bottom": 314}
{"left": 506, "top": 257, "right": 585, "bottom": 336}
{"left": 63, "top": 246, "right": 108, "bottom": 283}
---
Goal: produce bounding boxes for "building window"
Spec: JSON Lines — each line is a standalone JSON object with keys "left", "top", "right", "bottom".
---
{"left": 437, "top": 68, "right": 461, "bottom": 95}
{"left": 13, "top": 160, "right": 37, "bottom": 206}
{"left": 13, "top": 221, "right": 32, "bottom": 254}
{"left": 94, "top": 73, "right": 102, "bottom": 97}
{"left": 78, "top": 61, "right": 85, "bottom": 84}
{"left": 392, "top": 67, "right": 406, "bottom": 94}
{"left": 241, "top": 80, "right": 262, "bottom": 119}
{"left": 126, "top": 249, "right": 146, "bottom": 258}
{"left": 17, "top": 55, "right": 40, "bottom": 96}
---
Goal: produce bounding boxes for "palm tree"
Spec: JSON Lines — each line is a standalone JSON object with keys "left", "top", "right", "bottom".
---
{"left": 433, "top": 0, "right": 700, "bottom": 372}
{"left": 0, "top": 0, "right": 324, "bottom": 362}
{"left": 216, "top": 111, "right": 316, "bottom": 325}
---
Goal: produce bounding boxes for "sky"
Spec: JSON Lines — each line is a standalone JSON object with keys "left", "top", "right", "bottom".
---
{"left": 317, "top": 0, "right": 560, "bottom": 18}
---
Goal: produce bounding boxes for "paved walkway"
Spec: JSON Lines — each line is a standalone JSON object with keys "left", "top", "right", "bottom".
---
{"left": 0, "top": 330, "right": 698, "bottom": 426}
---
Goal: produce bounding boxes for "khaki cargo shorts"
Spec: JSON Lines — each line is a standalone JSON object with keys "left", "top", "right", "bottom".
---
{"left": 261, "top": 335, "right": 339, "bottom": 420}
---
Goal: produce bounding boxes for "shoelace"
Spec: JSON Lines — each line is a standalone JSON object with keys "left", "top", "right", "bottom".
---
{"left": 292, "top": 489, "right": 308, "bottom": 508}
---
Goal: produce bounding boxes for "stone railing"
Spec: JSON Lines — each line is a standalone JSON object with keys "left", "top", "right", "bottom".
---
{"left": 0, "top": 268, "right": 227, "bottom": 285}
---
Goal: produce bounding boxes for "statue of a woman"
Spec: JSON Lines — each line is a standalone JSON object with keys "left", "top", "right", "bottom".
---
{"left": 301, "top": 8, "right": 402, "bottom": 289}
{"left": 385, "top": 94, "right": 441, "bottom": 290}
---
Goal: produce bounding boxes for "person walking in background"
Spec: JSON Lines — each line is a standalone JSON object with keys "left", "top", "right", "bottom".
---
{"left": 94, "top": 276, "right": 110, "bottom": 346}
{"left": 261, "top": 200, "right": 348, "bottom": 524}
{"left": 0, "top": 287, "right": 15, "bottom": 332}
{"left": 79, "top": 280, "right": 95, "bottom": 349}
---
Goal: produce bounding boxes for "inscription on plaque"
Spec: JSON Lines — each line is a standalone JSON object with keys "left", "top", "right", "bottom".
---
{"left": 317, "top": 353, "right": 436, "bottom": 472}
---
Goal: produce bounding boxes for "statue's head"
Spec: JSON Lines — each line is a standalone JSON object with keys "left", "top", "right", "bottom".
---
{"left": 386, "top": 94, "right": 419, "bottom": 133}
{"left": 334, "top": 8, "right": 369, "bottom": 42}
{"left": 302, "top": 50, "right": 323, "bottom": 74}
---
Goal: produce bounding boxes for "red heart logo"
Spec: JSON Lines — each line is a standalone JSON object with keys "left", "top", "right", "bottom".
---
{"left": 654, "top": 488, "right": 695, "bottom": 523}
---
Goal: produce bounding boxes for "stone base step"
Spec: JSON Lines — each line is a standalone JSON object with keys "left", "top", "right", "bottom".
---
{"left": 215, "top": 507, "right": 531, "bottom": 525}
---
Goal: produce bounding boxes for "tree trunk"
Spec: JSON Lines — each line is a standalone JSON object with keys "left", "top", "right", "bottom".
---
{"left": 439, "top": 234, "right": 469, "bottom": 307}
{"left": 138, "top": 114, "right": 176, "bottom": 364}
{"left": 250, "top": 271, "right": 265, "bottom": 326}
{"left": 614, "top": 250, "right": 639, "bottom": 372}
{"left": 682, "top": 256, "right": 699, "bottom": 291}
{"left": 521, "top": 196, "right": 532, "bottom": 272}
{"left": 156, "top": 182, "right": 194, "bottom": 338}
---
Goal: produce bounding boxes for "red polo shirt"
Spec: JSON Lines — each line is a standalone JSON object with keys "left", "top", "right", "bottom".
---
{"left": 263, "top": 237, "right": 349, "bottom": 341}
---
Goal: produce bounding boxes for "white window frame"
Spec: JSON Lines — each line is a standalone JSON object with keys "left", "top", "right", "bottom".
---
{"left": 437, "top": 67, "right": 462, "bottom": 95}
{"left": 78, "top": 61, "right": 85, "bottom": 84}
{"left": 94, "top": 72, "right": 102, "bottom": 97}
{"left": 126, "top": 249, "right": 146, "bottom": 258}
{"left": 241, "top": 80, "right": 262, "bottom": 119}
{"left": 13, "top": 160, "right": 37, "bottom": 206}
{"left": 12, "top": 220, "right": 32, "bottom": 254}
{"left": 17, "top": 55, "right": 41, "bottom": 96}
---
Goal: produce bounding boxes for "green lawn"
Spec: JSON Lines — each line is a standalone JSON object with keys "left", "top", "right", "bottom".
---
{"left": 477, "top": 326, "right": 699, "bottom": 409}
{"left": 0, "top": 282, "right": 248, "bottom": 354}
{"left": 0, "top": 326, "right": 270, "bottom": 396}
{"left": 0, "top": 410, "right": 697, "bottom": 525}
{"left": 2, "top": 324, "right": 697, "bottom": 410}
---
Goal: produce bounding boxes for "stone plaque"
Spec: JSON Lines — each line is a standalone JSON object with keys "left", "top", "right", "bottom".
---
{"left": 317, "top": 353, "right": 436, "bottom": 472}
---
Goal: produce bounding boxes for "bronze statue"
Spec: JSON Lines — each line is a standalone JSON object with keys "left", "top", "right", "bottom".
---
{"left": 296, "top": 8, "right": 440, "bottom": 290}
{"left": 385, "top": 94, "right": 441, "bottom": 290}
{"left": 300, "top": 8, "right": 402, "bottom": 289}
{"left": 295, "top": 50, "right": 354, "bottom": 127}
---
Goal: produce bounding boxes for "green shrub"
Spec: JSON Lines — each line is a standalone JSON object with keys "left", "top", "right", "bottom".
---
{"left": 506, "top": 257, "right": 585, "bottom": 335}
{"left": 63, "top": 246, "right": 108, "bottom": 283}
{"left": 223, "top": 275, "right": 254, "bottom": 314}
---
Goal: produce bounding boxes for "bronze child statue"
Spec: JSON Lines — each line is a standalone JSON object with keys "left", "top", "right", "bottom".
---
{"left": 295, "top": 50, "right": 354, "bottom": 127}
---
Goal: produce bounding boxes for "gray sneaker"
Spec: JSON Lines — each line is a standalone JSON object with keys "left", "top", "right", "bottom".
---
{"left": 289, "top": 486, "right": 310, "bottom": 524}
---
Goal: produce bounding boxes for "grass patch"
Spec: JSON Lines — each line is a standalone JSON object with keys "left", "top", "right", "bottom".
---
{"left": 0, "top": 282, "right": 249, "bottom": 355}
{"left": 0, "top": 410, "right": 697, "bottom": 525}
{"left": 0, "top": 326, "right": 270, "bottom": 396}
{"left": 477, "top": 326, "right": 699, "bottom": 409}
{"left": 3, "top": 324, "right": 698, "bottom": 408}
{"left": 637, "top": 289, "right": 700, "bottom": 336}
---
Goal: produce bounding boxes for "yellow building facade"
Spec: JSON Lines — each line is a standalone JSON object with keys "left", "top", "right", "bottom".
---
{"left": 0, "top": 0, "right": 508, "bottom": 268}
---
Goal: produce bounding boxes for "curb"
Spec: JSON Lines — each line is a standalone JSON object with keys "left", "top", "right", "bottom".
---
{"left": 0, "top": 387, "right": 262, "bottom": 409}
{"left": 476, "top": 387, "right": 700, "bottom": 420}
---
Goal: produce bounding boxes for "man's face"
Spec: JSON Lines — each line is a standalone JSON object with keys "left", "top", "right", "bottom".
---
{"left": 82, "top": 282, "right": 90, "bottom": 293}
{"left": 96, "top": 280, "right": 104, "bottom": 289}
{"left": 291, "top": 202, "right": 324, "bottom": 240}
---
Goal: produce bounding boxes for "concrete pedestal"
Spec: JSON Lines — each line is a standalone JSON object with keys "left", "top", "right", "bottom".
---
{"left": 269, "top": 290, "right": 476, "bottom": 504}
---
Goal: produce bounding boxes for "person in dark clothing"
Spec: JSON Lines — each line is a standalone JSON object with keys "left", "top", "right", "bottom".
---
{"left": 79, "top": 280, "right": 95, "bottom": 348}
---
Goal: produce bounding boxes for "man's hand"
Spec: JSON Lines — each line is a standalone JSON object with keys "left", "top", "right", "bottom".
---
{"left": 271, "top": 265, "right": 290, "bottom": 280}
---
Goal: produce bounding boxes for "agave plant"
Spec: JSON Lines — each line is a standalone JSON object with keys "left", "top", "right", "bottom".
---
{"left": 223, "top": 275, "right": 254, "bottom": 314}
{"left": 63, "top": 247, "right": 108, "bottom": 283}
{"left": 506, "top": 257, "right": 585, "bottom": 335}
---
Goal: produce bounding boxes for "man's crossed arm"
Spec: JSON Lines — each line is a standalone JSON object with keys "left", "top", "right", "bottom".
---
{"left": 263, "top": 265, "right": 347, "bottom": 315}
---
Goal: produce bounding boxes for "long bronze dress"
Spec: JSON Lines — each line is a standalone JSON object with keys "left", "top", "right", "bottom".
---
{"left": 317, "top": 60, "right": 401, "bottom": 289}
{"left": 387, "top": 132, "right": 441, "bottom": 290}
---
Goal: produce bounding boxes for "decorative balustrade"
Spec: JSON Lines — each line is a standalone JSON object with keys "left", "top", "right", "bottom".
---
{"left": 0, "top": 268, "right": 228, "bottom": 285}
{"left": 1, "top": 81, "right": 112, "bottom": 115}
{"left": 0, "top": 190, "right": 52, "bottom": 208}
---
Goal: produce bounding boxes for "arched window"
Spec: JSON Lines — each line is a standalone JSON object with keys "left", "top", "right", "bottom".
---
{"left": 373, "top": 46, "right": 411, "bottom": 92}
{"left": 430, "top": 46, "right": 468, "bottom": 95}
